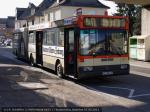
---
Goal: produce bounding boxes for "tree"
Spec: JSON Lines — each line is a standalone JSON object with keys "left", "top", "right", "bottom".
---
{"left": 114, "top": 3, "right": 142, "bottom": 36}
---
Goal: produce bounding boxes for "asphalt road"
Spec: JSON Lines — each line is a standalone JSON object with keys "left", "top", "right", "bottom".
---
{"left": 0, "top": 47, "right": 150, "bottom": 112}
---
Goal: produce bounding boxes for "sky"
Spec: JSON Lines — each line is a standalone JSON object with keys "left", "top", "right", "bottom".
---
{"left": 99, "top": 0, "right": 117, "bottom": 15}
{"left": 0, "top": 0, "right": 117, "bottom": 18}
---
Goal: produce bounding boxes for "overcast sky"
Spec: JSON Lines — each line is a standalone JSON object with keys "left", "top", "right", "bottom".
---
{"left": 0, "top": 0, "right": 117, "bottom": 18}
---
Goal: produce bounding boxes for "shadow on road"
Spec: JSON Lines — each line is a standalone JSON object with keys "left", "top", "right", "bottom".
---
{"left": 0, "top": 66, "right": 78, "bottom": 107}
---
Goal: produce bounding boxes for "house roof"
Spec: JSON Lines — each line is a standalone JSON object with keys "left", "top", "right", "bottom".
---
{"left": 18, "top": 3, "right": 36, "bottom": 20}
{"left": 16, "top": 0, "right": 109, "bottom": 20}
{"left": 16, "top": 8, "right": 28, "bottom": 20}
{"left": 6, "top": 16, "right": 15, "bottom": 28}
{"left": 0, "top": 18, "right": 7, "bottom": 24}
{"left": 34, "top": 0, "right": 55, "bottom": 16}
{"left": 0, "top": 17, "right": 15, "bottom": 28}
{"left": 50, "top": 0, "right": 109, "bottom": 9}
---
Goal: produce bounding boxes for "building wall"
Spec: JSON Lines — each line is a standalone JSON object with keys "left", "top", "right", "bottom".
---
{"left": 61, "top": 6, "right": 106, "bottom": 19}
{"left": 34, "top": 17, "right": 40, "bottom": 24}
{"left": 15, "top": 20, "right": 27, "bottom": 29}
{"left": 45, "top": 6, "right": 107, "bottom": 24}
{"left": 45, "top": 7, "right": 61, "bottom": 23}
{"left": 142, "top": 8, "right": 150, "bottom": 35}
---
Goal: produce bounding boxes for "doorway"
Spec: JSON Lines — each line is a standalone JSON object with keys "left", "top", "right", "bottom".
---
{"left": 65, "top": 28, "right": 77, "bottom": 75}
{"left": 36, "top": 31, "right": 43, "bottom": 65}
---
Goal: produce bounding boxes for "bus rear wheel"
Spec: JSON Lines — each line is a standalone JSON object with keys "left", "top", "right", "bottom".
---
{"left": 56, "top": 63, "right": 65, "bottom": 78}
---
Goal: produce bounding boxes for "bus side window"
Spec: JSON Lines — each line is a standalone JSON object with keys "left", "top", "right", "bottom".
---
{"left": 58, "top": 29, "right": 64, "bottom": 47}
{"left": 43, "top": 31, "right": 47, "bottom": 45}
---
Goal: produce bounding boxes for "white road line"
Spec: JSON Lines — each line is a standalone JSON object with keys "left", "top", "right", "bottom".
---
{"left": 100, "top": 86, "right": 132, "bottom": 91}
{"left": 131, "top": 94, "right": 150, "bottom": 98}
{"left": 100, "top": 86, "right": 135, "bottom": 98}
{"left": 100, "top": 86, "right": 150, "bottom": 98}
{"left": 128, "top": 89, "right": 135, "bottom": 98}
{"left": 79, "top": 84, "right": 120, "bottom": 99}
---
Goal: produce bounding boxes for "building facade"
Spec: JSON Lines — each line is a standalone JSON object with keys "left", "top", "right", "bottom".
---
{"left": 0, "top": 16, "right": 15, "bottom": 40}
{"left": 15, "top": 0, "right": 109, "bottom": 31}
{"left": 141, "top": 6, "right": 150, "bottom": 35}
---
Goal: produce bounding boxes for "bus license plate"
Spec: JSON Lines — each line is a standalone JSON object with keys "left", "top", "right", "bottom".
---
{"left": 102, "top": 71, "right": 114, "bottom": 76}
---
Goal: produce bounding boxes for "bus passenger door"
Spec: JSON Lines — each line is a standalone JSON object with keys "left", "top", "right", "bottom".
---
{"left": 36, "top": 31, "right": 43, "bottom": 65}
{"left": 65, "top": 28, "right": 77, "bottom": 75}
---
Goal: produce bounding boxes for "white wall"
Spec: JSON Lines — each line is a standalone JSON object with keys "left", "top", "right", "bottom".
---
{"left": 40, "top": 16, "right": 45, "bottom": 23}
{"left": 34, "top": 17, "right": 40, "bottom": 24}
{"left": 61, "top": 6, "right": 107, "bottom": 19}
{"left": 46, "top": 9, "right": 61, "bottom": 21}
{"left": 15, "top": 20, "right": 27, "bottom": 29}
{"left": 142, "top": 8, "right": 150, "bottom": 35}
{"left": 55, "top": 10, "right": 61, "bottom": 20}
{"left": 45, "top": 6, "right": 106, "bottom": 23}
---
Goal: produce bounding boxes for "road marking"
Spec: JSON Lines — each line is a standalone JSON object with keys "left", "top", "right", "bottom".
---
{"left": 100, "top": 86, "right": 135, "bottom": 98}
{"left": 100, "top": 86, "right": 150, "bottom": 98}
{"left": 100, "top": 86, "right": 132, "bottom": 91}
{"left": 131, "top": 94, "right": 150, "bottom": 98}
{"left": 128, "top": 89, "right": 135, "bottom": 98}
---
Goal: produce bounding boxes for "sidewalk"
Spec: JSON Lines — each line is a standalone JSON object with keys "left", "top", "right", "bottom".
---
{"left": 130, "top": 59, "right": 150, "bottom": 69}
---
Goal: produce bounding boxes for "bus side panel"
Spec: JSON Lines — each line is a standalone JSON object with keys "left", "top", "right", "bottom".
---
{"left": 42, "top": 45, "right": 65, "bottom": 70}
{"left": 43, "top": 55, "right": 64, "bottom": 70}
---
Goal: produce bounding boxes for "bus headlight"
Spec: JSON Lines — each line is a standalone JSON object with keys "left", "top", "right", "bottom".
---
{"left": 121, "top": 65, "right": 128, "bottom": 69}
{"left": 83, "top": 67, "right": 93, "bottom": 71}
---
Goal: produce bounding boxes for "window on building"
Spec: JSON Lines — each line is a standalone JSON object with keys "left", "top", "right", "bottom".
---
{"left": 32, "top": 20, "right": 34, "bottom": 25}
{"left": 48, "top": 13, "right": 50, "bottom": 21}
{"left": 50, "top": 12, "right": 54, "bottom": 22}
{"left": 55, "top": 10, "right": 61, "bottom": 21}
{"left": 31, "top": 9, "right": 35, "bottom": 15}
{"left": 39, "top": 17, "right": 44, "bottom": 23}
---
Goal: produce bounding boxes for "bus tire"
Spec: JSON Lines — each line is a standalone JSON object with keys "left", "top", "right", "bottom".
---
{"left": 30, "top": 54, "right": 35, "bottom": 67}
{"left": 56, "top": 63, "right": 65, "bottom": 78}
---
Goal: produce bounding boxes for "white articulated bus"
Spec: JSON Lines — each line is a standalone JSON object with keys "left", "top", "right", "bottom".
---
{"left": 28, "top": 15, "right": 129, "bottom": 79}
{"left": 13, "top": 28, "right": 28, "bottom": 60}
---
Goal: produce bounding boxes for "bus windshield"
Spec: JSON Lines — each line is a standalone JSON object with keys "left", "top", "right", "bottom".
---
{"left": 79, "top": 29, "right": 128, "bottom": 56}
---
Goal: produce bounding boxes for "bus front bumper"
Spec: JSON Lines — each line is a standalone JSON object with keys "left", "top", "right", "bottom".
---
{"left": 78, "top": 64, "right": 130, "bottom": 79}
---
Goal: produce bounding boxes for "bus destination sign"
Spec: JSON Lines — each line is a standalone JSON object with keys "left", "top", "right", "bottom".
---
{"left": 84, "top": 17, "right": 126, "bottom": 28}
